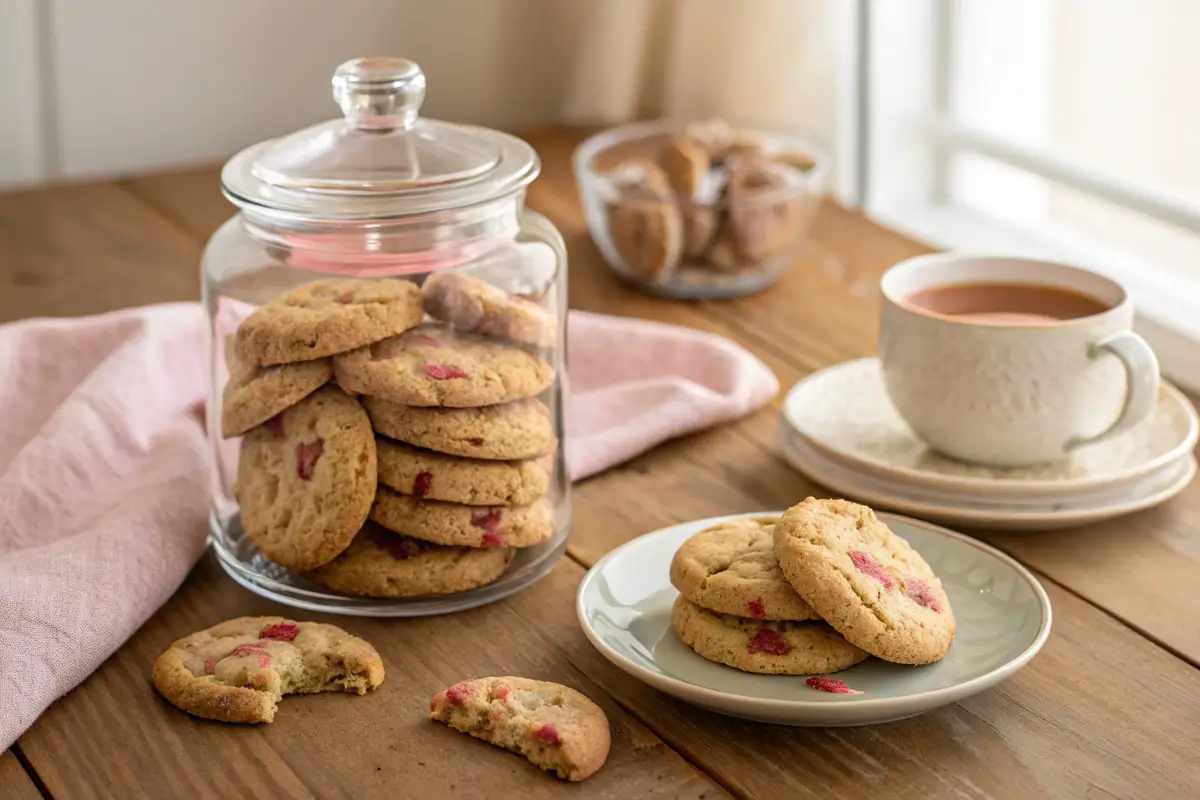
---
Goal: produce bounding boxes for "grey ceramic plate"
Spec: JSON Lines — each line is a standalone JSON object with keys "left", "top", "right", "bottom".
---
{"left": 576, "top": 512, "right": 1051, "bottom": 726}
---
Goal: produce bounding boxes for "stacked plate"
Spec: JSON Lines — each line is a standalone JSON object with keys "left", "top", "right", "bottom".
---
{"left": 780, "top": 359, "right": 1199, "bottom": 530}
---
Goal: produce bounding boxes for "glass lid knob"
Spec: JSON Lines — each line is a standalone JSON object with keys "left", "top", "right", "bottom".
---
{"left": 332, "top": 57, "right": 426, "bottom": 130}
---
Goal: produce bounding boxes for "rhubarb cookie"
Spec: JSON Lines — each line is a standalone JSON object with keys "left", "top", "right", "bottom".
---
{"left": 333, "top": 325, "right": 555, "bottom": 407}
{"left": 429, "top": 677, "right": 610, "bottom": 782}
{"left": 236, "top": 387, "right": 376, "bottom": 571}
{"left": 605, "top": 161, "right": 684, "bottom": 280}
{"left": 670, "top": 596, "right": 867, "bottom": 676}
{"left": 364, "top": 397, "right": 556, "bottom": 460}
{"left": 234, "top": 278, "right": 423, "bottom": 366}
{"left": 220, "top": 351, "right": 332, "bottom": 438}
{"left": 305, "top": 523, "right": 514, "bottom": 597}
{"left": 151, "top": 616, "right": 384, "bottom": 724}
{"left": 371, "top": 487, "right": 555, "bottom": 548}
{"left": 421, "top": 271, "right": 556, "bottom": 349}
{"left": 669, "top": 517, "right": 818, "bottom": 621}
{"left": 772, "top": 498, "right": 955, "bottom": 665}
{"left": 377, "top": 438, "right": 551, "bottom": 506}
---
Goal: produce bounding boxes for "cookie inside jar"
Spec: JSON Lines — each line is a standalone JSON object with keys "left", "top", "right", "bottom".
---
{"left": 581, "top": 118, "right": 826, "bottom": 299}
{"left": 204, "top": 57, "right": 570, "bottom": 615}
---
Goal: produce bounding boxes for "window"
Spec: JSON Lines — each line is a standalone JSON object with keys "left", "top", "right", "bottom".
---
{"left": 856, "top": 0, "right": 1200, "bottom": 392}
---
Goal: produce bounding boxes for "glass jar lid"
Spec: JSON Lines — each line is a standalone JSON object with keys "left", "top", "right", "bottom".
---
{"left": 222, "top": 57, "right": 539, "bottom": 220}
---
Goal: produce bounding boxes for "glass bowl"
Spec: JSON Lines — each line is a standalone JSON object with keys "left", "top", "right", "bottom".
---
{"left": 573, "top": 119, "right": 830, "bottom": 300}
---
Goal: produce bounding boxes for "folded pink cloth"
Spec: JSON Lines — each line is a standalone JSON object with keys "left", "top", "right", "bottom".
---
{"left": 0, "top": 303, "right": 776, "bottom": 748}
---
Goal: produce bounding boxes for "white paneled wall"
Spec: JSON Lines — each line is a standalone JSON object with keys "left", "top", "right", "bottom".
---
{"left": 0, "top": 0, "right": 579, "bottom": 187}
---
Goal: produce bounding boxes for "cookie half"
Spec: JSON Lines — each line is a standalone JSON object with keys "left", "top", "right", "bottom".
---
{"left": 305, "top": 523, "right": 514, "bottom": 597}
{"left": 221, "top": 351, "right": 332, "bottom": 439}
{"left": 377, "top": 438, "right": 551, "bottom": 506}
{"left": 421, "top": 271, "right": 556, "bottom": 349}
{"left": 364, "top": 396, "right": 557, "bottom": 460}
{"left": 236, "top": 387, "right": 376, "bottom": 571}
{"left": 670, "top": 596, "right": 867, "bottom": 676}
{"left": 772, "top": 498, "right": 956, "bottom": 665}
{"left": 334, "top": 324, "right": 555, "bottom": 408}
{"left": 429, "top": 677, "right": 610, "bottom": 782}
{"left": 235, "top": 278, "right": 423, "bottom": 366}
{"left": 669, "top": 517, "right": 818, "bottom": 621}
{"left": 370, "top": 486, "right": 556, "bottom": 548}
{"left": 151, "top": 616, "right": 384, "bottom": 724}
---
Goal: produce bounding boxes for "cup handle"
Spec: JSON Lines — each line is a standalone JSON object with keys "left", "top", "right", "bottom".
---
{"left": 1069, "top": 331, "right": 1161, "bottom": 449}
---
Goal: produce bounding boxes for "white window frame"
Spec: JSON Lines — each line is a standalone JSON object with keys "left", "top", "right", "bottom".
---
{"left": 849, "top": 0, "right": 1200, "bottom": 394}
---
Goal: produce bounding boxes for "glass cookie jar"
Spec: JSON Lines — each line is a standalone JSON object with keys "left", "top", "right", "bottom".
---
{"left": 203, "top": 57, "right": 569, "bottom": 616}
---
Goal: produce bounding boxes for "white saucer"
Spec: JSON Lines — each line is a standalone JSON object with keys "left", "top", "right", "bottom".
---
{"left": 577, "top": 512, "right": 1050, "bottom": 726}
{"left": 781, "top": 424, "right": 1197, "bottom": 530}
{"left": 783, "top": 358, "right": 1199, "bottom": 497}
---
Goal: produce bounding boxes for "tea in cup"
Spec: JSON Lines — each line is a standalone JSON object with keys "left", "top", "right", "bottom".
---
{"left": 879, "top": 254, "right": 1160, "bottom": 466}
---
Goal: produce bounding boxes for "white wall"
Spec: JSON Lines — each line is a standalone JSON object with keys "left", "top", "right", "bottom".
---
{"left": 0, "top": 0, "right": 582, "bottom": 187}
{"left": 0, "top": 0, "right": 848, "bottom": 190}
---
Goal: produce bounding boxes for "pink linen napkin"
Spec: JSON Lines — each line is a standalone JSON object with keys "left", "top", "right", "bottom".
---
{"left": 0, "top": 303, "right": 776, "bottom": 748}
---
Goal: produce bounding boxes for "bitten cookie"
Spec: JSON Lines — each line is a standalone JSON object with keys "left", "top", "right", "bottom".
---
{"left": 772, "top": 498, "right": 956, "bottom": 665}
{"left": 235, "top": 278, "right": 423, "bottom": 366}
{"left": 334, "top": 325, "right": 555, "bottom": 407}
{"left": 364, "top": 396, "right": 557, "bottom": 460}
{"left": 421, "top": 271, "right": 556, "bottom": 349}
{"left": 371, "top": 486, "right": 555, "bottom": 548}
{"left": 151, "top": 616, "right": 384, "bottom": 724}
{"left": 236, "top": 387, "right": 376, "bottom": 571}
{"left": 305, "top": 523, "right": 515, "bottom": 598}
{"left": 429, "top": 677, "right": 610, "bottom": 782}
{"left": 670, "top": 596, "right": 867, "bottom": 676}
{"left": 669, "top": 517, "right": 818, "bottom": 621}
{"left": 220, "top": 349, "right": 332, "bottom": 439}
{"left": 377, "top": 438, "right": 552, "bottom": 506}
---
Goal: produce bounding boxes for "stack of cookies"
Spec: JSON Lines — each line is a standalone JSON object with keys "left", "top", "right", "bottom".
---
{"left": 220, "top": 271, "right": 559, "bottom": 599}
{"left": 669, "top": 498, "right": 955, "bottom": 685}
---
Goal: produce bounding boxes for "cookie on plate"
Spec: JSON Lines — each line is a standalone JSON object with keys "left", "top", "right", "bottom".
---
{"left": 220, "top": 349, "right": 332, "bottom": 439}
{"left": 235, "top": 278, "right": 423, "bottom": 366}
{"left": 305, "top": 523, "right": 514, "bottom": 598}
{"left": 429, "top": 677, "right": 610, "bottom": 782}
{"left": 152, "top": 616, "right": 384, "bottom": 724}
{"left": 364, "top": 396, "right": 557, "bottom": 461}
{"left": 377, "top": 438, "right": 551, "bottom": 506}
{"left": 670, "top": 596, "right": 867, "bottom": 676}
{"left": 371, "top": 486, "right": 555, "bottom": 549}
{"left": 421, "top": 271, "right": 556, "bottom": 349}
{"left": 772, "top": 498, "right": 955, "bottom": 665}
{"left": 236, "top": 387, "right": 376, "bottom": 571}
{"left": 334, "top": 325, "right": 555, "bottom": 407}
{"left": 669, "top": 517, "right": 818, "bottom": 621}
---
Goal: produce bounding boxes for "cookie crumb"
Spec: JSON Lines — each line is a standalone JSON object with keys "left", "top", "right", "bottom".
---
{"left": 805, "top": 676, "right": 863, "bottom": 695}
{"left": 446, "top": 681, "right": 473, "bottom": 705}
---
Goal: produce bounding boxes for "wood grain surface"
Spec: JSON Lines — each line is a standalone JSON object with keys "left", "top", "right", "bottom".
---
{"left": 4, "top": 127, "right": 1199, "bottom": 799}
{"left": 0, "top": 752, "right": 41, "bottom": 800}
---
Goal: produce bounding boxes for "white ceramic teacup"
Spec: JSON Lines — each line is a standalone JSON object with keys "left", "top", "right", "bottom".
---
{"left": 879, "top": 254, "right": 1160, "bottom": 466}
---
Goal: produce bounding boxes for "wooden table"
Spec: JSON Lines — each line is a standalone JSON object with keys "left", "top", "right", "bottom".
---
{"left": 3, "top": 128, "right": 1199, "bottom": 800}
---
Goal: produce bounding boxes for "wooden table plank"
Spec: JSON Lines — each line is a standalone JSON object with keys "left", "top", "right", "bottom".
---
{"left": 7, "top": 126, "right": 1200, "bottom": 798}
{"left": 19, "top": 556, "right": 726, "bottom": 800}
{"left": 0, "top": 184, "right": 200, "bottom": 323}
{"left": 0, "top": 751, "right": 41, "bottom": 800}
